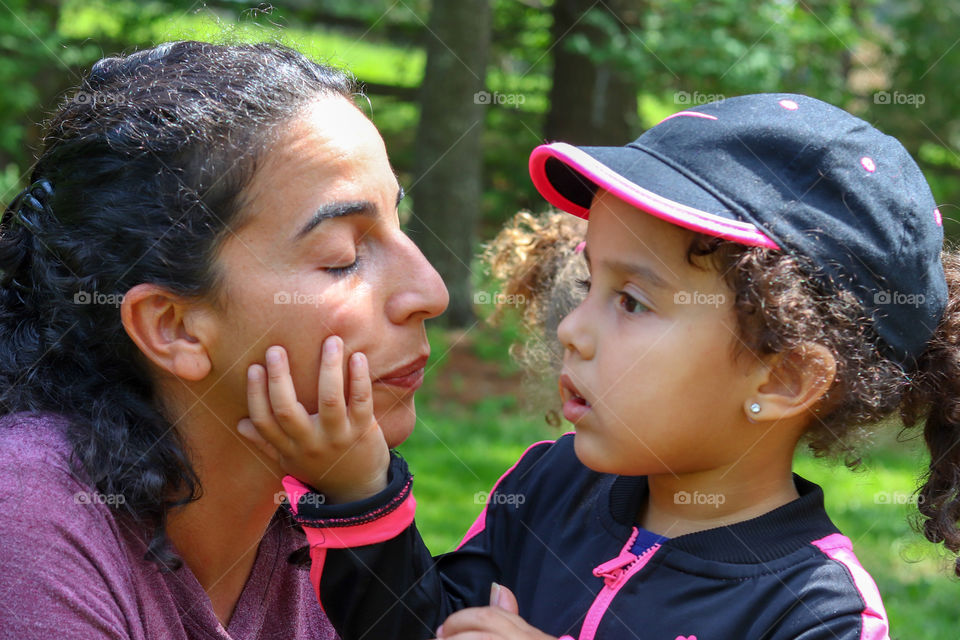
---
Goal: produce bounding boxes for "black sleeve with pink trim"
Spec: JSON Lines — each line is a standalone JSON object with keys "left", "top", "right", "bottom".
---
{"left": 281, "top": 444, "right": 554, "bottom": 640}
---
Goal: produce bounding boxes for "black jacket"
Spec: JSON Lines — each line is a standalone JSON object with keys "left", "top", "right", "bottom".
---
{"left": 282, "top": 434, "right": 890, "bottom": 640}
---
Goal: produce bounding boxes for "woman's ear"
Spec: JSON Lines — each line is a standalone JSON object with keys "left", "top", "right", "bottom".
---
{"left": 120, "top": 283, "right": 213, "bottom": 381}
{"left": 747, "top": 343, "right": 837, "bottom": 422}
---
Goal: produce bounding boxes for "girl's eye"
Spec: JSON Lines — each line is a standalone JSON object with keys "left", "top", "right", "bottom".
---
{"left": 616, "top": 290, "right": 648, "bottom": 314}
{"left": 575, "top": 277, "right": 591, "bottom": 292}
{"left": 325, "top": 256, "right": 360, "bottom": 277}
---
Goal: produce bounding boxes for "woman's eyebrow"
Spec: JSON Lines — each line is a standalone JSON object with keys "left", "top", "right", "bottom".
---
{"left": 293, "top": 187, "right": 403, "bottom": 241}
{"left": 294, "top": 201, "right": 374, "bottom": 240}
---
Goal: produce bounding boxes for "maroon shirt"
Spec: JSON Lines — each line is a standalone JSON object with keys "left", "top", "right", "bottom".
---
{"left": 0, "top": 412, "right": 338, "bottom": 639}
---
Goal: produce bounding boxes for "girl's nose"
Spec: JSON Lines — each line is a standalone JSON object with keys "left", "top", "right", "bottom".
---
{"left": 557, "top": 297, "right": 594, "bottom": 360}
{"left": 385, "top": 233, "right": 450, "bottom": 325}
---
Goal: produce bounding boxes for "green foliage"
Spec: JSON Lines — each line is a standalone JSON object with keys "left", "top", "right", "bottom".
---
{"left": 5, "top": 0, "right": 960, "bottom": 220}
{"left": 572, "top": 0, "right": 870, "bottom": 105}
{"left": 57, "top": 0, "right": 427, "bottom": 86}
{"left": 0, "top": 0, "right": 59, "bottom": 197}
{"left": 871, "top": 0, "right": 960, "bottom": 210}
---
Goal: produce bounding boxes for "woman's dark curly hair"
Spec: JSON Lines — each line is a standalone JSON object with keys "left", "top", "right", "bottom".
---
{"left": 0, "top": 40, "right": 356, "bottom": 570}
{"left": 485, "top": 209, "right": 960, "bottom": 575}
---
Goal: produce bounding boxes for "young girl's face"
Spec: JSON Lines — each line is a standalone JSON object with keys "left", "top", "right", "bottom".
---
{"left": 558, "top": 189, "right": 767, "bottom": 477}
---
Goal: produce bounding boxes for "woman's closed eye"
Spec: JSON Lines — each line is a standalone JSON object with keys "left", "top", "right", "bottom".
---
{"left": 324, "top": 255, "right": 361, "bottom": 277}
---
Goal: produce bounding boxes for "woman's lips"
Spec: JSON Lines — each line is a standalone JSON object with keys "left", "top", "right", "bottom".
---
{"left": 374, "top": 355, "right": 429, "bottom": 390}
{"left": 560, "top": 373, "right": 592, "bottom": 423}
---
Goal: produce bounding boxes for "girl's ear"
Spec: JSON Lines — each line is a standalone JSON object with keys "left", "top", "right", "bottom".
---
{"left": 748, "top": 343, "right": 837, "bottom": 422}
{"left": 120, "top": 283, "right": 214, "bottom": 382}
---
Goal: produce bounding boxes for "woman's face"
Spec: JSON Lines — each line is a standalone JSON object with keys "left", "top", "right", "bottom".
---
{"left": 206, "top": 96, "right": 449, "bottom": 447}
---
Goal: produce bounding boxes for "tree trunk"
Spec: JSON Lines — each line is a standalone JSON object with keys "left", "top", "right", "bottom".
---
{"left": 545, "top": 0, "right": 640, "bottom": 145}
{"left": 406, "top": 0, "right": 491, "bottom": 327}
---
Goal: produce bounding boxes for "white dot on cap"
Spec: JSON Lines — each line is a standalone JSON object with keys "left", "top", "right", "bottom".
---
{"left": 779, "top": 99, "right": 799, "bottom": 110}
{"left": 860, "top": 156, "right": 876, "bottom": 173}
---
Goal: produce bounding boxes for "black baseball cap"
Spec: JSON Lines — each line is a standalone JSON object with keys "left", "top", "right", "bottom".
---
{"left": 529, "top": 93, "right": 947, "bottom": 369}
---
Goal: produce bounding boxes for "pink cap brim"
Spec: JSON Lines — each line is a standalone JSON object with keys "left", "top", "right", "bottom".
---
{"left": 529, "top": 142, "right": 780, "bottom": 250}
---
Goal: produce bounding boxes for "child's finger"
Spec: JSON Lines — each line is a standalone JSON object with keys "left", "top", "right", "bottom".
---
{"left": 264, "top": 346, "right": 312, "bottom": 440}
{"left": 237, "top": 418, "right": 283, "bottom": 463}
{"left": 489, "top": 583, "right": 519, "bottom": 614}
{"left": 317, "top": 336, "right": 348, "bottom": 436}
{"left": 438, "top": 606, "right": 548, "bottom": 638}
{"left": 436, "top": 607, "right": 508, "bottom": 635}
{"left": 347, "top": 351, "right": 374, "bottom": 429}
{"left": 244, "top": 363, "right": 290, "bottom": 452}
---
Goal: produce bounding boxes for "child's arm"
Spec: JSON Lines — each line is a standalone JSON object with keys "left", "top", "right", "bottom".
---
{"left": 239, "top": 338, "right": 549, "bottom": 639}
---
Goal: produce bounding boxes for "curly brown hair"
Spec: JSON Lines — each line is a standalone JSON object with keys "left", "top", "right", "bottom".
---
{"left": 482, "top": 209, "right": 960, "bottom": 575}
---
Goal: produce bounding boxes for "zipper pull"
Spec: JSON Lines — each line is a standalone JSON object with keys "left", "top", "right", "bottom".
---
{"left": 592, "top": 550, "right": 637, "bottom": 587}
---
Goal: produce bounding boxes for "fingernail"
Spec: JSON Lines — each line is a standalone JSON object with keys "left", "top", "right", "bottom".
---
{"left": 435, "top": 625, "right": 444, "bottom": 638}
{"left": 325, "top": 336, "right": 340, "bottom": 355}
{"left": 248, "top": 365, "right": 261, "bottom": 381}
{"left": 267, "top": 348, "right": 281, "bottom": 364}
{"left": 490, "top": 581, "right": 501, "bottom": 606}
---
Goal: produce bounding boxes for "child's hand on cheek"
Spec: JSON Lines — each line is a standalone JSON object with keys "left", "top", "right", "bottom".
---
{"left": 432, "top": 583, "right": 558, "bottom": 640}
{"left": 237, "top": 335, "right": 390, "bottom": 504}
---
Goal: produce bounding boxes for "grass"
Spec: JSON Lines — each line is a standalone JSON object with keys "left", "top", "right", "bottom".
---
{"left": 402, "top": 325, "right": 959, "bottom": 638}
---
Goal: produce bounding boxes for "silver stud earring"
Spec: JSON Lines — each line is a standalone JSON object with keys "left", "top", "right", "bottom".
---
{"left": 749, "top": 402, "right": 761, "bottom": 414}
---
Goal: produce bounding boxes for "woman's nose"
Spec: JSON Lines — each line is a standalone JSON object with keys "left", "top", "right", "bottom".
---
{"left": 385, "top": 233, "right": 450, "bottom": 324}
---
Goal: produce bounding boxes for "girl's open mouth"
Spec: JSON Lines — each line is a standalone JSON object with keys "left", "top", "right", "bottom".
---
{"left": 560, "top": 373, "right": 592, "bottom": 423}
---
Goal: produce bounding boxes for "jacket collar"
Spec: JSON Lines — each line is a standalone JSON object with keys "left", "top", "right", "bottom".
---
{"left": 602, "top": 473, "right": 841, "bottom": 563}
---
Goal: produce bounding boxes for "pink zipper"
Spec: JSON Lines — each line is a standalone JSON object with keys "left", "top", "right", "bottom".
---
{"left": 577, "top": 527, "right": 661, "bottom": 640}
